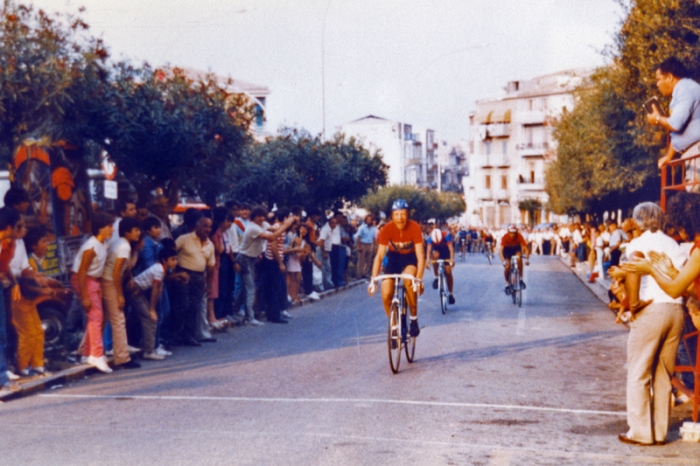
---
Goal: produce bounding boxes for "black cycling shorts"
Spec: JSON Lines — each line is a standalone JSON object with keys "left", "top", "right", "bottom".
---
{"left": 432, "top": 246, "right": 451, "bottom": 260}
{"left": 385, "top": 250, "right": 418, "bottom": 274}
{"left": 502, "top": 245, "right": 522, "bottom": 260}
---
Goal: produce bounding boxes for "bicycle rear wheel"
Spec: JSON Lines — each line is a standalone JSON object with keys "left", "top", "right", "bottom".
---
{"left": 388, "top": 303, "right": 401, "bottom": 373}
{"left": 486, "top": 248, "right": 492, "bottom": 265}
{"left": 517, "top": 283, "right": 522, "bottom": 307}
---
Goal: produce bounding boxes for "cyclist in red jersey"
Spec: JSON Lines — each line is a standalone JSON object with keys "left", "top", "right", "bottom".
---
{"left": 499, "top": 225, "right": 530, "bottom": 291}
{"left": 368, "top": 199, "right": 425, "bottom": 337}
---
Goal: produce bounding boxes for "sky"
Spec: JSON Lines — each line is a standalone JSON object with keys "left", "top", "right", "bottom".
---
{"left": 29, "top": 0, "right": 624, "bottom": 141}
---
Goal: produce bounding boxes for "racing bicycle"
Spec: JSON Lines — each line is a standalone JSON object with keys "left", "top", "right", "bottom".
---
{"left": 505, "top": 254, "right": 527, "bottom": 307}
{"left": 432, "top": 259, "right": 450, "bottom": 314}
{"left": 371, "top": 274, "right": 421, "bottom": 374}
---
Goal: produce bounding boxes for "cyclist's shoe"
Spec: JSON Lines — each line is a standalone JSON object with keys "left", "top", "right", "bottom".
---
{"left": 432, "top": 278, "right": 438, "bottom": 290}
{"left": 520, "top": 280, "right": 526, "bottom": 290}
{"left": 448, "top": 294, "right": 455, "bottom": 305}
{"left": 505, "top": 285, "right": 511, "bottom": 295}
{"left": 409, "top": 319, "right": 420, "bottom": 337}
{"left": 390, "top": 328, "right": 398, "bottom": 349}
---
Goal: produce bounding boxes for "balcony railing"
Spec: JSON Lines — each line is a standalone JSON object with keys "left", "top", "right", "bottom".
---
{"left": 516, "top": 142, "right": 549, "bottom": 157}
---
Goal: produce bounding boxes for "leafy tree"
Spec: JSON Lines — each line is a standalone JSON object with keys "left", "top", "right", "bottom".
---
{"left": 93, "top": 65, "right": 254, "bottom": 204}
{"left": 547, "top": 0, "right": 700, "bottom": 216}
{"left": 361, "top": 185, "right": 465, "bottom": 222}
{"left": 229, "top": 129, "right": 388, "bottom": 210}
{"left": 0, "top": 3, "right": 108, "bottom": 162}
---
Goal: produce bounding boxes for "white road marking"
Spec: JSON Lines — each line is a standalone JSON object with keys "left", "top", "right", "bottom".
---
{"left": 516, "top": 307, "right": 526, "bottom": 336}
{"left": 39, "top": 393, "right": 626, "bottom": 417}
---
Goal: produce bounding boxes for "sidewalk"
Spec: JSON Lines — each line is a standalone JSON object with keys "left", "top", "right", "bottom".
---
{"left": 0, "top": 278, "right": 368, "bottom": 403}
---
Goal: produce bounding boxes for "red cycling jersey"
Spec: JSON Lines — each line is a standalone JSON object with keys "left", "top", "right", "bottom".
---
{"left": 378, "top": 220, "right": 423, "bottom": 255}
{"left": 500, "top": 232, "right": 527, "bottom": 249}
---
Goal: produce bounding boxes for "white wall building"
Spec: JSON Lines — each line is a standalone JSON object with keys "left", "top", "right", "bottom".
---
{"left": 339, "top": 116, "right": 465, "bottom": 191}
{"left": 463, "top": 69, "right": 589, "bottom": 227}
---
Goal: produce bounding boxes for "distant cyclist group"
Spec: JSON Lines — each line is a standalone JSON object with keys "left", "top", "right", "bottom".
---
{"left": 367, "top": 199, "right": 529, "bottom": 371}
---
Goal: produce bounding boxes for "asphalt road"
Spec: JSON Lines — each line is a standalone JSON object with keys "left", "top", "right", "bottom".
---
{"left": 1, "top": 255, "right": 699, "bottom": 465}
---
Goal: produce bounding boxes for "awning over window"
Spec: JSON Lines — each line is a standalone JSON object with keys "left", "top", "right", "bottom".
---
{"left": 474, "top": 105, "right": 511, "bottom": 124}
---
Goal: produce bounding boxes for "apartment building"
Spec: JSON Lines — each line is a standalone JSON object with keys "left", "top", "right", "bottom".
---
{"left": 340, "top": 115, "right": 465, "bottom": 190}
{"left": 464, "top": 69, "right": 589, "bottom": 227}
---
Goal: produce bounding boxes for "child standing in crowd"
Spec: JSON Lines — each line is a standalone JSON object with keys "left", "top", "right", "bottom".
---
{"left": 285, "top": 224, "right": 305, "bottom": 306}
{"left": 14, "top": 226, "right": 65, "bottom": 376}
{"left": 71, "top": 211, "right": 114, "bottom": 373}
{"left": 131, "top": 248, "right": 179, "bottom": 360}
{"left": 101, "top": 217, "right": 142, "bottom": 370}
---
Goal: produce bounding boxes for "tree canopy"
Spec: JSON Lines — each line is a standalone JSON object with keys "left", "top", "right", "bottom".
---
{"left": 228, "top": 129, "right": 388, "bottom": 211}
{"left": 0, "top": 3, "right": 388, "bottom": 209}
{"left": 361, "top": 185, "right": 465, "bottom": 222}
{"left": 546, "top": 0, "right": 700, "bottom": 216}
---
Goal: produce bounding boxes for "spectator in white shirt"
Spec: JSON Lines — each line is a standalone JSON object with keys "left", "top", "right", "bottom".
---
{"left": 102, "top": 216, "right": 142, "bottom": 370}
{"left": 318, "top": 215, "right": 339, "bottom": 289}
{"left": 618, "top": 202, "right": 686, "bottom": 446}
{"left": 131, "top": 248, "right": 179, "bottom": 360}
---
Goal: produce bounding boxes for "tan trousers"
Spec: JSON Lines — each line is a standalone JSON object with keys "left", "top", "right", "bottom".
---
{"left": 102, "top": 280, "right": 131, "bottom": 365}
{"left": 626, "top": 302, "right": 684, "bottom": 444}
{"left": 356, "top": 244, "right": 374, "bottom": 278}
{"left": 11, "top": 298, "right": 44, "bottom": 371}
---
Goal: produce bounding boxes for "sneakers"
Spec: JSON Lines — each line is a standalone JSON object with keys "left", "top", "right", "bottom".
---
{"left": 105, "top": 349, "right": 114, "bottom": 356}
{"left": 245, "top": 318, "right": 265, "bottom": 326}
{"left": 236, "top": 309, "right": 245, "bottom": 318}
{"left": 409, "top": 319, "right": 420, "bottom": 337}
{"left": 142, "top": 351, "right": 166, "bottom": 361}
{"left": 86, "top": 356, "right": 113, "bottom": 373}
{"left": 281, "top": 310, "right": 293, "bottom": 319}
{"left": 432, "top": 278, "right": 438, "bottom": 290}
{"left": 505, "top": 285, "right": 511, "bottom": 295}
{"left": 520, "top": 280, "right": 526, "bottom": 290}
{"left": 448, "top": 294, "right": 455, "bottom": 305}
{"left": 6, "top": 370, "right": 19, "bottom": 381}
{"left": 308, "top": 291, "right": 321, "bottom": 301}
{"left": 127, "top": 345, "right": 141, "bottom": 353}
{"left": 155, "top": 345, "right": 173, "bottom": 356}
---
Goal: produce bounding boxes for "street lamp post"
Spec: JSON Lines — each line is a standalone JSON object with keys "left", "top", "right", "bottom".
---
{"left": 321, "top": 0, "right": 332, "bottom": 141}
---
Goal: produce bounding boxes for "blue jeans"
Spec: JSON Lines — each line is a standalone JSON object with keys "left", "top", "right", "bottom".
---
{"left": 236, "top": 254, "right": 258, "bottom": 321}
{"left": 0, "top": 293, "right": 8, "bottom": 385}
{"left": 155, "top": 287, "right": 171, "bottom": 345}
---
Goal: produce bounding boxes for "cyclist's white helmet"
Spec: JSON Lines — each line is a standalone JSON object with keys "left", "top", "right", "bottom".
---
{"left": 508, "top": 224, "right": 518, "bottom": 233}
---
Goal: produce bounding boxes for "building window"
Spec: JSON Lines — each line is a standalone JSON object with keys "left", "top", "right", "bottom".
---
{"left": 485, "top": 141, "right": 491, "bottom": 155}
{"left": 485, "top": 175, "right": 491, "bottom": 190}
{"left": 501, "top": 175, "right": 507, "bottom": 190}
{"left": 530, "top": 170, "right": 535, "bottom": 184}
{"left": 502, "top": 141, "right": 507, "bottom": 155}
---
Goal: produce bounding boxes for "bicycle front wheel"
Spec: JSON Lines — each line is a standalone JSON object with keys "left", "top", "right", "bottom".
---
{"left": 439, "top": 276, "right": 447, "bottom": 314}
{"left": 388, "top": 303, "right": 401, "bottom": 373}
{"left": 510, "top": 270, "right": 518, "bottom": 304}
